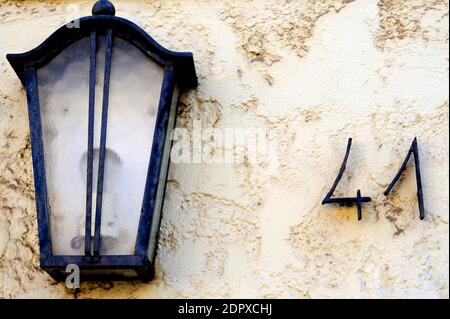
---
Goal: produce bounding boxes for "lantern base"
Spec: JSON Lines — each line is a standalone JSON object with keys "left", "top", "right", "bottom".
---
{"left": 40, "top": 255, "right": 155, "bottom": 282}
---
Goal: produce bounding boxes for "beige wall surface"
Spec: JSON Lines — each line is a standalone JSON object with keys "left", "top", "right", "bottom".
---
{"left": 0, "top": 0, "right": 448, "bottom": 298}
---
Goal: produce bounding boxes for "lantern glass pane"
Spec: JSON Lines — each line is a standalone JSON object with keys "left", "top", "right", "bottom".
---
{"left": 36, "top": 34, "right": 165, "bottom": 257}
{"left": 97, "top": 37, "right": 164, "bottom": 255}
{"left": 37, "top": 38, "right": 90, "bottom": 255}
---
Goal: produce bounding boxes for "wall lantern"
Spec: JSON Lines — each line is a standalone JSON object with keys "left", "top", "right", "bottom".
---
{"left": 6, "top": 0, "right": 197, "bottom": 281}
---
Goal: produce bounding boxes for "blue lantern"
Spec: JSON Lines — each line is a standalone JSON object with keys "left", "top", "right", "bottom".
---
{"left": 6, "top": 0, "right": 197, "bottom": 281}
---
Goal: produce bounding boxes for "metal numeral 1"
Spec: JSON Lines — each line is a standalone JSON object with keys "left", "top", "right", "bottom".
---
{"left": 384, "top": 138, "right": 425, "bottom": 220}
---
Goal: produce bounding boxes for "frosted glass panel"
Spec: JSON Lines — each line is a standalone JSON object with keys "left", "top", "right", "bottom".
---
{"left": 98, "top": 37, "right": 164, "bottom": 255}
{"left": 37, "top": 38, "right": 90, "bottom": 255}
{"left": 37, "top": 35, "right": 164, "bottom": 256}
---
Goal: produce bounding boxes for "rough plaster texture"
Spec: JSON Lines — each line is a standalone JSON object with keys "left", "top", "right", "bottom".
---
{"left": 0, "top": 0, "right": 448, "bottom": 298}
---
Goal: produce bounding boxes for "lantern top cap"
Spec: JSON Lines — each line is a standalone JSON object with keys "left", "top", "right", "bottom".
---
{"left": 6, "top": 1, "right": 197, "bottom": 90}
{"left": 92, "top": 0, "right": 116, "bottom": 16}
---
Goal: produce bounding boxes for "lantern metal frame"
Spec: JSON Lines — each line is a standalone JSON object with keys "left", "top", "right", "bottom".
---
{"left": 6, "top": 3, "right": 197, "bottom": 281}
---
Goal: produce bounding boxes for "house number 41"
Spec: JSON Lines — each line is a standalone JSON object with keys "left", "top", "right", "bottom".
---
{"left": 322, "top": 138, "right": 425, "bottom": 221}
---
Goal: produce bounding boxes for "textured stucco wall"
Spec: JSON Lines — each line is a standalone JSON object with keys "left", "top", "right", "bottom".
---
{"left": 0, "top": 0, "right": 448, "bottom": 298}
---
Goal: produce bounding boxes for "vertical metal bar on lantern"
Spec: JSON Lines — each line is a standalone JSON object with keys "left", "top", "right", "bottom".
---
{"left": 24, "top": 67, "right": 53, "bottom": 258}
{"left": 85, "top": 30, "right": 97, "bottom": 256}
{"left": 93, "top": 29, "right": 113, "bottom": 255}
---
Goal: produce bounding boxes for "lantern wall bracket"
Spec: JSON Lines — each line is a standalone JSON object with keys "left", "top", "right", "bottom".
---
{"left": 322, "top": 138, "right": 372, "bottom": 220}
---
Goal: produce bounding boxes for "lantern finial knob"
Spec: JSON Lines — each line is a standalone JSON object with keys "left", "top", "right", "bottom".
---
{"left": 92, "top": 0, "right": 116, "bottom": 16}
